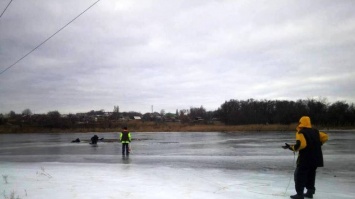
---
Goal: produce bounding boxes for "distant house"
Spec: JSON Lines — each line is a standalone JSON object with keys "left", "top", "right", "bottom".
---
{"left": 119, "top": 116, "right": 129, "bottom": 121}
{"left": 61, "top": 114, "right": 69, "bottom": 118}
{"left": 194, "top": 117, "right": 204, "bottom": 121}
{"left": 193, "top": 117, "right": 204, "bottom": 123}
{"left": 104, "top": 112, "right": 112, "bottom": 117}
{"left": 132, "top": 116, "right": 141, "bottom": 120}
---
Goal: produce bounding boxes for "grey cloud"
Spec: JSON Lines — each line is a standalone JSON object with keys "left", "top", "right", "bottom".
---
{"left": 1, "top": 0, "right": 355, "bottom": 114}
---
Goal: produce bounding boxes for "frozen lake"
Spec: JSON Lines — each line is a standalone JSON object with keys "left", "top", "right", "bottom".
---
{"left": 1, "top": 131, "right": 354, "bottom": 198}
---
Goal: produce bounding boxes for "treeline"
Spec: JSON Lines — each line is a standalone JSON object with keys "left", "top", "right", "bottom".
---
{"left": 0, "top": 98, "right": 354, "bottom": 129}
{"left": 216, "top": 99, "right": 355, "bottom": 127}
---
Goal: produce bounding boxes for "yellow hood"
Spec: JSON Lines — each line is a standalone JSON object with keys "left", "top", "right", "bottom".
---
{"left": 298, "top": 116, "right": 312, "bottom": 129}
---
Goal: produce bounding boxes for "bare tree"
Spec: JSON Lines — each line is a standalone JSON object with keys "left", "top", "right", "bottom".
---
{"left": 22, "top": 108, "right": 32, "bottom": 117}
{"left": 160, "top": 109, "right": 165, "bottom": 116}
{"left": 113, "top": 106, "right": 120, "bottom": 120}
{"left": 8, "top": 110, "right": 16, "bottom": 118}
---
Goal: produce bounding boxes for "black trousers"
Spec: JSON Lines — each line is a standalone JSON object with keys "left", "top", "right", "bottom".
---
{"left": 122, "top": 143, "right": 130, "bottom": 155}
{"left": 294, "top": 166, "right": 317, "bottom": 195}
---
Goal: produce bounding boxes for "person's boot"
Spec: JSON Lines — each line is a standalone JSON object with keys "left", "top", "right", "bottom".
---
{"left": 304, "top": 189, "right": 315, "bottom": 198}
{"left": 290, "top": 194, "right": 304, "bottom": 199}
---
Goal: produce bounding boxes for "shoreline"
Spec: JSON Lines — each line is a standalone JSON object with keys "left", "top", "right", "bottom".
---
{"left": 1, "top": 122, "right": 353, "bottom": 133}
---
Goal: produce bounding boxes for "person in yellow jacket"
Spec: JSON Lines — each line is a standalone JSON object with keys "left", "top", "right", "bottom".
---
{"left": 120, "top": 127, "right": 131, "bottom": 156}
{"left": 282, "top": 116, "right": 328, "bottom": 199}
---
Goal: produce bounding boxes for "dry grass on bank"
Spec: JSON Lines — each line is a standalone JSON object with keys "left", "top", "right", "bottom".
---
{"left": 128, "top": 121, "right": 297, "bottom": 132}
{"left": 0, "top": 121, "right": 302, "bottom": 133}
{"left": 1, "top": 121, "right": 350, "bottom": 134}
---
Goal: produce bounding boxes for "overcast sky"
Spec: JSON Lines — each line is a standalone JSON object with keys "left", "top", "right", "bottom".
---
{"left": 1, "top": 0, "right": 355, "bottom": 114}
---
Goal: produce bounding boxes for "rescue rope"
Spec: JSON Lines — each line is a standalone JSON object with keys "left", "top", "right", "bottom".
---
{"left": 284, "top": 151, "right": 296, "bottom": 196}
{"left": 213, "top": 152, "right": 297, "bottom": 197}
{"left": 189, "top": 152, "right": 297, "bottom": 197}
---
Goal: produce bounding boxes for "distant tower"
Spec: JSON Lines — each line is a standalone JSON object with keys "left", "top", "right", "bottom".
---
{"left": 151, "top": 105, "right": 153, "bottom": 113}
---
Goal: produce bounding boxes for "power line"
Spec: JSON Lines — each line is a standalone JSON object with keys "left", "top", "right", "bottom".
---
{"left": 0, "top": 0, "right": 102, "bottom": 76}
{"left": 0, "top": 0, "right": 13, "bottom": 20}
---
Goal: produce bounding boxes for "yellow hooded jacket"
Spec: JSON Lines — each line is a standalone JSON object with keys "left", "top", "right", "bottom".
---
{"left": 291, "top": 116, "right": 328, "bottom": 151}
{"left": 290, "top": 116, "right": 328, "bottom": 167}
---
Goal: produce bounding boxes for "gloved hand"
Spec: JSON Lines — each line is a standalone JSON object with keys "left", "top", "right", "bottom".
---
{"left": 282, "top": 143, "right": 291, "bottom": 149}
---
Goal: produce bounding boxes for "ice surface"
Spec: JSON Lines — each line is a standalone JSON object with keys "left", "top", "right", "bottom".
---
{"left": 1, "top": 131, "right": 355, "bottom": 199}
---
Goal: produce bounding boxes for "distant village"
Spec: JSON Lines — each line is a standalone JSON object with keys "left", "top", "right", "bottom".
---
{"left": 2, "top": 99, "right": 354, "bottom": 129}
{"left": 0, "top": 106, "right": 216, "bottom": 129}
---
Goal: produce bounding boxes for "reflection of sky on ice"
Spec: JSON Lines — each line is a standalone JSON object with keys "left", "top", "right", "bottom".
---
{"left": 1, "top": 131, "right": 355, "bottom": 198}
{"left": 1, "top": 162, "right": 354, "bottom": 199}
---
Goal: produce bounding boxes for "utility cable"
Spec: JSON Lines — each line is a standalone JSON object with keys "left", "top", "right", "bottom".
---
{"left": 0, "top": 0, "right": 101, "bottom": 76}
{"left": 0, "top": 0, "right": 13, "bottom": 20}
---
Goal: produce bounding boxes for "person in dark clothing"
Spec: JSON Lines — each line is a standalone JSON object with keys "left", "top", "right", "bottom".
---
{"left": 120, "top": 127, "right": 131, "bottom": 156}
{"left": 283, "top": 116, "right": 328, "bottom": 199}
{"left": 71, "top": 138, "right": 80, "bottom": 143}
{"left": 90, "top": 135, "right": 99, "bottom": 144}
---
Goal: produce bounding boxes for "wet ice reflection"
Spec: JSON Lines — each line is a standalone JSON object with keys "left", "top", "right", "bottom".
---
{"left": 1, "top": 131, "right": 354, "bottom": 198}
